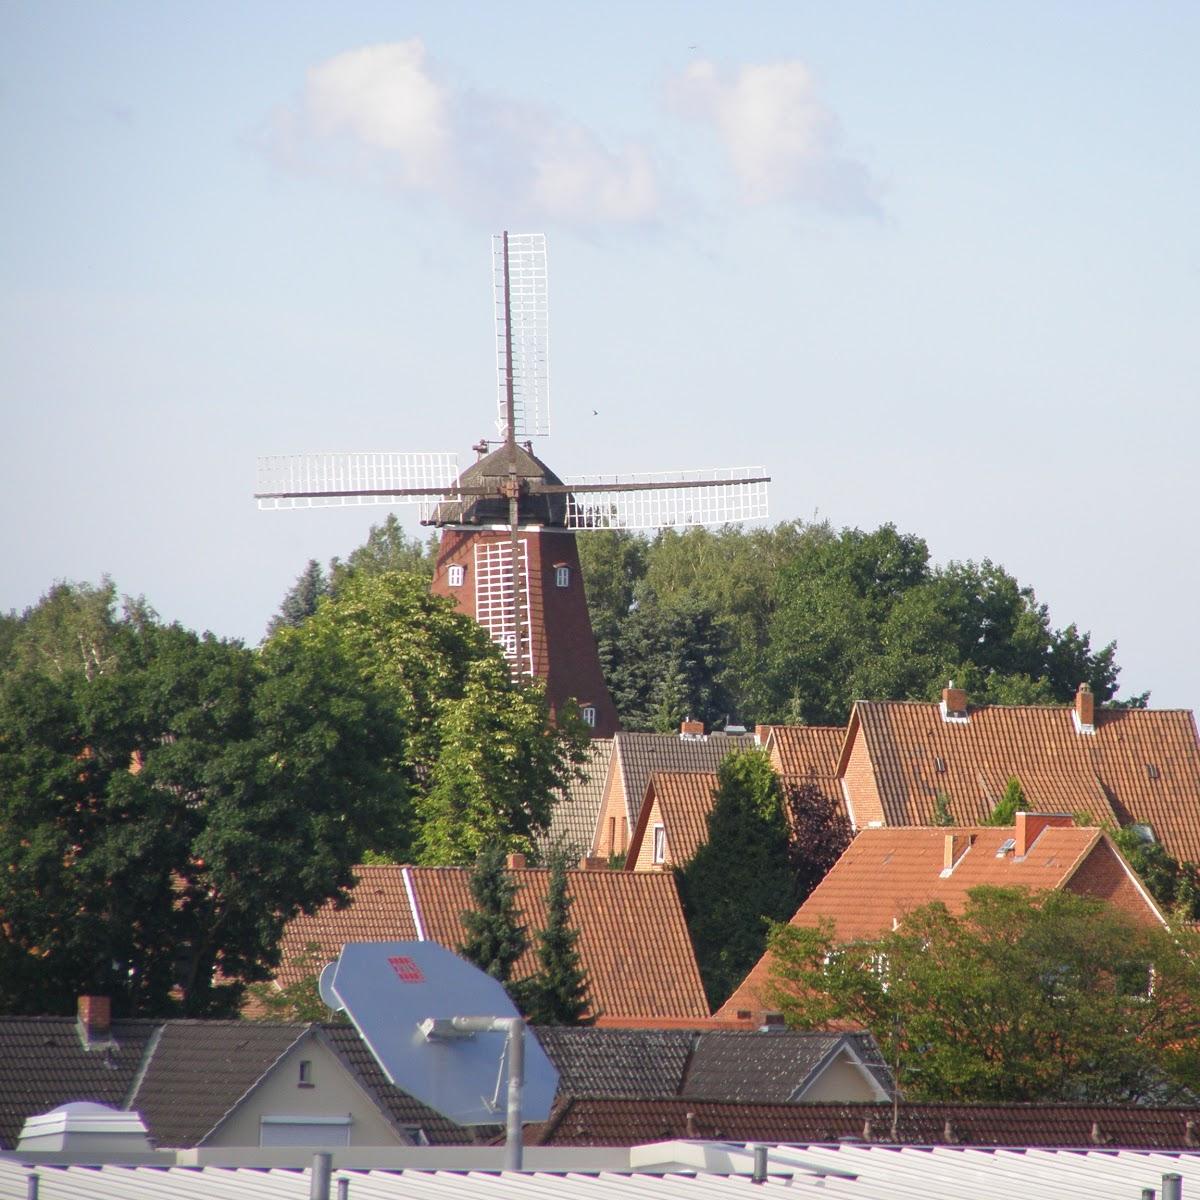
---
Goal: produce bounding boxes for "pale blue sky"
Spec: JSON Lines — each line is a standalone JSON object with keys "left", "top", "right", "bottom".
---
{"left": 2, "top": 3, "right": 1197, "bottom": 708}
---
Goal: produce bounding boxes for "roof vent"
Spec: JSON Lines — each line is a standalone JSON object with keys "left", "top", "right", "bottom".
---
{"left": 940, "top": 682, "right": 969, "bottom": 724}
{"left": 17, "top": 1103, "right": 154, "bottom": 1156}
{"left": 723, "top": 724, "right": 748, "bottom": 736}
{"left": 934, "top": 755, "right": 947, "bottom": 774}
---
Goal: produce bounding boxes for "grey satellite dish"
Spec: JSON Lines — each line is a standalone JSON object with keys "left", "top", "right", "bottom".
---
{"left": 322, "top": 940, "right": 558, "bottom": 1159}
{"left": 317, "top": 960, "right": 338, "bottom": 1010}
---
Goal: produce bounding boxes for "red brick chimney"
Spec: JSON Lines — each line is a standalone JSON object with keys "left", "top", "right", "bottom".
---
{"left": 680, "top": 718, "right": 705, "bottom": 739}
{"left": 942, "top": 682, "right": 968, "bottom": 718}
{"left": 754, "top": 724, "right": 773, "bottom": 746}
{"left": 77, "top": 995, "right": 111, "bottom": 1042}
{"left": 943, "top": 832, "right": 976, "bottom": 871}
{"left": 577, "top": 856, "right": 609, "bottom": 871}
{"left": 1015, "top": 811, "right": 1076, "bottom": 856}
{"left": 505, "top": 852, "right": 526, "bottom": 869}
{"left": 1075, "top": 682, "right": 1095, "bottom": 729}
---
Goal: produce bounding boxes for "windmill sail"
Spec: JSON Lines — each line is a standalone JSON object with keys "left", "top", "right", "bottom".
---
{"left": 256, "top": 452, "right": 459, "bottom": 509}
{"left": 494, "top": 233, "right": 549, "bottom": 441}
{"left": 562, "top": 467, "right": 769, "bottom": 530}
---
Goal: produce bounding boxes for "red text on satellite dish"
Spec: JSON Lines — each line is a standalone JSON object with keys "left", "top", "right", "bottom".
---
{"left": 387, "top": 956, "right": 425, "bottom": 983}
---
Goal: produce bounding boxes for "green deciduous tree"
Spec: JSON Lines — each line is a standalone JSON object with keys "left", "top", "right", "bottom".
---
{"left": 767, "top": 886, "right": 1200, "bottom": 1103}
{"left": 675, "top": 748, "right": 796, "bottom": 1010}
{"left": 985, "top": 776, "right": 1026, "bottom": 826}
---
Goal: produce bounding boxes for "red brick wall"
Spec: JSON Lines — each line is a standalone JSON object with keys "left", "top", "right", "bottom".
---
{"left": 841, "top": 726, "right": 885, "bottom": 829}
{"left": 1065, "top": 843, "right": 1163, "bottom": 927}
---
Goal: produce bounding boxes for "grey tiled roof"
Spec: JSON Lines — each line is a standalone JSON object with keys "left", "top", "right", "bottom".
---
{"left": 535, "top": 1027, "right": 694, "bottom": 1098}
{"left": 538, "top": 738, "right": 615, "bottom": 859}
{"left": 130, "top": 1021, "right": 305, "bottom": 1147}
{"left": 613, "top": 731, "right": 753, "bottom": 830}
{"left": 0, "top": 1017, "right": 159, "bottom": 1150}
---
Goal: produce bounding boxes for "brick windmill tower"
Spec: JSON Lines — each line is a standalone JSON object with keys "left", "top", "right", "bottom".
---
{"left": 256, "top": 234, "right": 769, "bottom": 737}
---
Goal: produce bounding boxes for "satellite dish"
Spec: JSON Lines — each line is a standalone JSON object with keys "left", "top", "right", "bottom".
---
{"left": 322, "top": 941, "right": 558, "bottom": 1128}
{"left": 318, "top": 960, "right": 339, "bottom": 1010}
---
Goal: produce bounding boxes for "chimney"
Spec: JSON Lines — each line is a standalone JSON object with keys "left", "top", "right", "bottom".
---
{"left": 77, "top": 995, "right": 112, "bottom": 1047}
{"left": 680, "top": 718, "right": 705, "bottom": 739}
{"left": 577, "top": 856, "right": 609, "bottom": 871}
{"left": 1015, "top": 811, "right": 1076, "bottom": 856}
{"left": 941, "top": 681, "right": 968, "bottom": 722}
{"left": 1074, "top": 682, "right": 1095, "bottom": 732}
{"left": 943, "top": 832, "right": 975, "bottom": 871}
{"left": 505, "top": 852, "right": 526, "bottom": 869}
{"left": 754, "top": 724, "right": 773, "bottom": 746}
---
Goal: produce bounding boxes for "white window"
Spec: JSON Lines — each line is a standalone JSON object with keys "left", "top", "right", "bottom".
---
{"left": 581, "top": 705, "right": 596, "bottom": 727}
{"left": 652, "top": 823, "right": 666, "bottom": 864}
{"left": 447, "top": 564, "right": 465, "bottom": 588}
{"left": 260, "top": 1115, "right": 351, "bottom": 1148}
{"left": 555, "top": 565, "right": 570, "bottom": 588}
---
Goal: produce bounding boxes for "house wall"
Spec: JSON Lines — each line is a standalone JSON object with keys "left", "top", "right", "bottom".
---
{"left": 798, "top": 1053, "right": 885, "bottom": 1103}
{"left": 592, "top": 752, "right": 630, "bottom": 858}
{"left": 204, "top": 1037, "right": 407, "bottom": 1149}
{"left": 1065, "top": 844, "right": 1164, "bottom": 927}
{"left": 841, "top": 728, "right": 885, "bottom": 829}
{"left": 631, "top": 795, "right": 666, "bottom": 871}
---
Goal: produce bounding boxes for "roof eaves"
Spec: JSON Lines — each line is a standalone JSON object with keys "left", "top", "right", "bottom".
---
{"left": 790, "top": 1036, "right": 890, "bottom": 1103}
{"left": 122, "top": 1022, "right": 166, "bottom": 1112}
{"left": 833, "top": 704, "right": 864, "bottom": 780}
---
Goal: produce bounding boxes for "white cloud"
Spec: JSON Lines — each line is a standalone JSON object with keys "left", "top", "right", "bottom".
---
{"left": 304, "top": 40, "right": 451, "bottom": 190}
{"left": 670, "top": 59, "right": 880, "bottom": 214}
{"left": 276, "top": 41, "right": 663, "bottom": 227}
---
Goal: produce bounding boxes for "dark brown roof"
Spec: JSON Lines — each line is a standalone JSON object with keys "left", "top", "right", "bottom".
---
{"left": 538, "top": 738, "right": 615, "bottom": 858}
{"left": 610, "top": 730, "right": 753, "bottom": 831}
{"left": 532, "top": 1098, "right": 1200, "bottom": 1149}
{"left": 275, "top": 864, "right": 709, "bottom": 1019}
{"left": 0, "top": 1017, "right": 159, "bottom": 1150}
{"left": 535, "top": 1027, "right": 695, "bottom": 1098}
{"left": 845, "top": 701, "right": 1200, "bottom": 861}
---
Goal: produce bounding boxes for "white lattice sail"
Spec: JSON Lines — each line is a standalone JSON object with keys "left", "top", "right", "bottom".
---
{"left": 256, "top": 452, "right": 460, "bottom": 509}
{"left": 473, "top": 539, "right": 535, "bottom": 676}
{"left": 564, "top": 467, "right": 769, "bottom": 531}
{"left": 494, "top": 233, "right": 550, "bottom": 440}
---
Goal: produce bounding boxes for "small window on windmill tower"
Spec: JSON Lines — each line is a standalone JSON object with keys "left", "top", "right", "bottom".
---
{"left": 581, "top": 705, "right": 596, "bottom": 728}
{"left": 448, "top": 564, "right": 465, "bottom": 588}
{"left": 555, "top": 564, "right": 570, "bottom": 588}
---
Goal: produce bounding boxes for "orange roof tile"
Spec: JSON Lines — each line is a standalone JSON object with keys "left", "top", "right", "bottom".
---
{"left": 841, "top": 701, "right": 1200, "bottom": 861}
{"left": 275, "top": 864, "right": 709, "bottom": 1020}
{"left": 767, "top": 725, "right": 846, "bottom": 779}
{"left": 716, "top": 824, "right": 1164, "bottom": 1020}
{"left": 626, "top": 771, "right": 720, "bottom": 870}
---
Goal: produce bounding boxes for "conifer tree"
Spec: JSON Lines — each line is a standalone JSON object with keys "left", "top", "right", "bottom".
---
{"left": 523, "top": 852, "right": 592, "bottom": 1025}
{"left": 459, "top": 843, "right": 527, "bottom": 984}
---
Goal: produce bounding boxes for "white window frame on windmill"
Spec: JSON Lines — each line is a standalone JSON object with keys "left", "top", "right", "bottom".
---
{"left": 554, "top": 564, "right": 570, "bottom": 588}
{"left": 473, "top": 539, "right": 534, "bottom": 677}
{"left": 447, "top": 563, "right": 465, "bottom": 588}
{"left": 581, "top": 704, "right": 596, "bottom": 728}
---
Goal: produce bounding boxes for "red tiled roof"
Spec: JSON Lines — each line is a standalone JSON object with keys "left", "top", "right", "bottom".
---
{"left": 767, "top": 725, "right": 845, "bottom": 779}
{"left": 275, "top": 865, "right": 709, "bottom": 1020}
{"left": 842, "top": 701, "right": 1200, "bottom": 861}
{"left": 531, "top": 1097, "right": 1200, "bottom": 1149}
{"left": 626, "top": 771, "right": 720, "bottom": 870}
{"left": 716, "top": 824, "right": 1162, "bottom": 1020}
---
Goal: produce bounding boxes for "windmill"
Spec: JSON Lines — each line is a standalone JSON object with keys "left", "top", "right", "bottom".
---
{"left": 256, "top": 233, "right": 769, "bottom": 737}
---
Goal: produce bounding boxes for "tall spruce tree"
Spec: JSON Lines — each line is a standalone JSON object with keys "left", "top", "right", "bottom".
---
{"left": 522, "top": 852, "right": 592, "bottom": 1025}
{"left": 459, "top": 843, "right": 528, "bottom": 985}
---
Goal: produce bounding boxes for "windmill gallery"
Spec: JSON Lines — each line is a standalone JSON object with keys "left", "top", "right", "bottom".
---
{"left": 256, "top": 233, "right": 771, "bottom": 735}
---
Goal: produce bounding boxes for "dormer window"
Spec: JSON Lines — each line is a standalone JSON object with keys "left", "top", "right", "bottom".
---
{"left": 447, "top": 564, "right": 465, "bottom": 588}
{"left": 581, "top": 705, "right": 596, "bottom": 727}
{"left": 555, "top": 565, "right": 570, "bottom": 588}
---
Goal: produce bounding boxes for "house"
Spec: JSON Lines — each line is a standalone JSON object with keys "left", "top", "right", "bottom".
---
{"left": 536, "top": 737, "right": 615, "bottom": 860}
{"left": 0, "top": 1002, "right": 464, "bottom": 1152}
{"left": 535, "top": 1027, "right": 892, "bottom": 1106}
{"left": 270, "top": 860, "right": 709, "bottom": 1022}
{"left": 837, "top": 684, "right": 1200, "bottom": 862}
{"left": 590, "top": 725, "right": 754, "bottom": 859}
{"left": 623, "top": 725, "right": 847, "bottom": 871}
{"left": 716, "top": 814, "right": 1167, "bottom": 1021}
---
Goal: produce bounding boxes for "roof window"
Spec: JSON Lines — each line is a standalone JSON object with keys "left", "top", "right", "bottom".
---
{"left": 995, "top": 837, "right": 1016, "bottom": 858}
{"left": 1146, "top": 763, "right": 1160, "bottom": 781}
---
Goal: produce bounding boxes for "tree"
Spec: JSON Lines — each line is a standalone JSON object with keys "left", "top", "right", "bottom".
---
{"left": 266, "top": 560, "right": 329, "bottom": 636}
{"left": 459, "top": 843, "right": 528, "bottom": 985}
{"left": 767, "top": 886, "right": 1200, "bottom": 1103}
{"left": 0, "top": 604, "right": 401, "bottom": 1017}
{"left": 985, "top": 776, "right": 1025, "bottom": 826}
{"left": 675, "top": 748, "right": 796, "bottom": 1009}
{"left": 1112, "top": 825, "right": 1200, "bottom": 921}
{"left": 781, "top": 780, "right": 853, "bottom": 903}
{"left": 329, "top": 514, "right": 436, "bottom": 590}
{"left": 521, "top": 851, "right": 592, "bottom": 1025}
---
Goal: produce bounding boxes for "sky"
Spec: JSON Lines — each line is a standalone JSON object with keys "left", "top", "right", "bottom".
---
{"left": 2, "top": 3, "right": 1197, "bottom": 709}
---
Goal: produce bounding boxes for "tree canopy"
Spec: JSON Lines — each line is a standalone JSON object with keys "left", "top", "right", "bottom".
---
{"left": 766, "top": 885, "right": 1200, "bottom": 1103}
{"left": 579, "top": 520, "right": 1134, "bottom": 729}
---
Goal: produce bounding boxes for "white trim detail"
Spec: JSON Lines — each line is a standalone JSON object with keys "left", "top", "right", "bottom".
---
{"left": 1072, "top": 709, "right": 1096, "bottom": 735}
{"left": 939, "top": 700, "right": 970, "bottom": 724}
{"left": 402, "top": 867, "right": 426, "bottom": 942}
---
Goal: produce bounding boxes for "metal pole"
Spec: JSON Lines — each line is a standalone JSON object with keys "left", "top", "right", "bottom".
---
{"left": 504, "top": 1018, "right": 525, "bottom": 1171}
{"left": 1163, "top": 1173, "right": 1182, "bottom": 1200}
{"left": 310, "top": 1152, "right": 333, "bottom": 1200}
{"left": 751, "top": 1143, "right": 768, "bottom": 1184}
{"left": 25, "top": 1173, "right": 38, "bottom": 1200}
{"left": 336, "top": 1177, "right": 350, "bottom": 1200}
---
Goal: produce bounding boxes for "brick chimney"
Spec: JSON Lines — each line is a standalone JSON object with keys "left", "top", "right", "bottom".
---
{"left": 77, "top": 995, "right": 112, "bottom": 1048}
{"left": 943, "top": 832, "right": 975, "bottom": 871}
{"left": 1015, "top": 811, "right": 1076, "bottom": 856}
{"left": 941, "top": 682, "right": 968, "bottom": 721}
{"left": 577, "top": 856, "right": 609, "bottom": 871}
{"left": 680, "top": 718, "right": 705, "bottom": 739}
{"left": 754, "top": 724, "right": 773, "bottom": 746}
{"left": 1075, "top": 682, "right": 1095, "bottom": 731}
{"left": 505, "top": 852, "right": 526, "bottom": 869}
